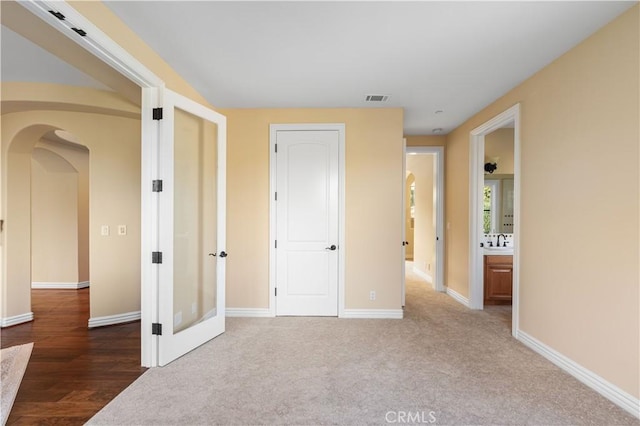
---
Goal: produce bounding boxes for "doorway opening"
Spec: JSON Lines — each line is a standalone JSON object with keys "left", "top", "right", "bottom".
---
{"left": 469, "top": 103, "right": 521, "bottom": 337}
{"left": 31, "top": 131, "right": 90, "bottom": 292}
{"left": 402, "top": 146, "right": 444, "bottom": 306}
{"left": 5, "top": 0, "right": 164, "bottom": 366}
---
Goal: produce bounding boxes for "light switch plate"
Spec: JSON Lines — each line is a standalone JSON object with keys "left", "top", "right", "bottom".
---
{"left": 118, "top": 225, "right": 127, "bottom": 236}
{"left": 101, "top": 225, "right": 110, "bottom": 236}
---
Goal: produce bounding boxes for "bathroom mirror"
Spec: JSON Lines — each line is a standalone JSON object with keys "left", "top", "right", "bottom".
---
{"left": 483, "top": 174, "right": 513, "bottom": 234}
{"left": 484, "top": 126, "right": 515, "bottom": 234}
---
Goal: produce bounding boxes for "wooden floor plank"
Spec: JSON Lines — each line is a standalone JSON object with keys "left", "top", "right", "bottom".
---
{"left": 1, "top": 289, "right": 146, "bottom": 425}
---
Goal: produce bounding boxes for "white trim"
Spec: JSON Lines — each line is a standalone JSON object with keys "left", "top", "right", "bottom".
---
{"left": 446, "top": 287, "right": 470, "bottom": 307}
{"left": 341, "top": 309, "right": 403, "bottom": 319}
{"left": 401, "top": 138, "right": 407, "bottom": 306}
{"left": 19, "top": 1, "right": 162, "bottom": 88}
{"left": 88, "top": 310, "right": 141, "bottom": 328}
{"left": 518, "top": 331, "right": 640, "bottom": 419}
{"left": 412, "top": 267, "right": 433, "bottom": 284}
{"left": 269, "top": 124, "right": 346, "bottom": 318}
{"left": 31, "top": 281, "right": 89, "bottom": 289}
{"left": 1, "top": 312, "right": 34, "bottom": 328}
{"left": 226, "top": 308, "right": 274, "bottom": 318}
{"left": 140, "top": 87, "right": 161, "bottom": 368}
{"left": 469, "top": 104, "right": 521, "bottom": 339}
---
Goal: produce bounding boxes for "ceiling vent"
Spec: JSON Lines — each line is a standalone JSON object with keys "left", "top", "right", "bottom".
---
{"left": 365, "top": 94, "right": 389, "bottom": 102}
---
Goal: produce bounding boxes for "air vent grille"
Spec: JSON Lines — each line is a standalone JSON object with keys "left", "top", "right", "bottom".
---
{"left": 365, "top": 94, "right": 389, "bottom": 102}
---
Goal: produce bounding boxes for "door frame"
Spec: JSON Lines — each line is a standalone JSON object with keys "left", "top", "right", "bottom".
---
{"left": 269, "top": 124, "right": 346, "bottom": 317}
{"left": 19, "top": 0, "right": 165, "bottom": 366}
{"left": 469, "top": 103, "right": 521, "bottom": 338}
{"left": 402, "top": 145, "right": 445, "bottom": 306}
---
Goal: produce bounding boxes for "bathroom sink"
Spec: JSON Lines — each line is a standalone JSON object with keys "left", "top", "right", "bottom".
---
{"left": 484, "top": 246, "right": 514, "bottom": 255}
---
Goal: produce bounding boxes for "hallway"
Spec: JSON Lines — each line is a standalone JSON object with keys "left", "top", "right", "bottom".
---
{"left": 0, "top": 289, "right": 145, "bottom": 424}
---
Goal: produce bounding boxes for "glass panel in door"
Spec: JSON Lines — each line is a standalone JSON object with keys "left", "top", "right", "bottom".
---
{"left": 173, "top": 107, "right": 218, "bottom": 333}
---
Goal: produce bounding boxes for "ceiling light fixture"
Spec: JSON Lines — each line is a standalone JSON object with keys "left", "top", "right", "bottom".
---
{"left": 433, "top": 128, "right": 443, "bottom": 134}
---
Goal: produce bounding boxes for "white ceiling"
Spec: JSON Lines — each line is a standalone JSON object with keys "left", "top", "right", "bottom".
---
{"left": 3, "top": 1, "right": 636, "bottom": 135}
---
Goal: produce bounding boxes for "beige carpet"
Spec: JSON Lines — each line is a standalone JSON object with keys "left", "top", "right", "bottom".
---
{"left": 1, "top": 342, "right": 33, "bottom": 425}
{"left": 89, "top": 270, "right": 637, "bottom": 425}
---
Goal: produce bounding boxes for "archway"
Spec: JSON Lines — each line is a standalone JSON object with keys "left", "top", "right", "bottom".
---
{"left": 3, "top": 124, "right": 90, "bottom": 324}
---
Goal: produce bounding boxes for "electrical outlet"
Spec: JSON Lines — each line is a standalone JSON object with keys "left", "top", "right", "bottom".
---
{"left": 369, "top": 290, "right": 376, "bottom": 301}
{"left": 428, "top": 263, "right": 431, "bottom": 271}
{"left": 118, "top": 225, "right": 127, "bottom": 236}
{"left": 191, "top": 302, "right": 197, "bottom": 314}
{"left": 174, "top": 311, "right": 182, "bottom": 327}
{"left": 101, "top": 225, "right": 110, "bottom": 236}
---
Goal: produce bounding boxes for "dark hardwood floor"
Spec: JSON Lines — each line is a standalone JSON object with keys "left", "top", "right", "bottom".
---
{"left": 1, "top": 289, "right": 146, "bottom": 425}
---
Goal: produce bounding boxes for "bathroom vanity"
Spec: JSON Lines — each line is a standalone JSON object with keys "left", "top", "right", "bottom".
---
{"left": 484, "top": 253, "right": 513, "bottom": 305}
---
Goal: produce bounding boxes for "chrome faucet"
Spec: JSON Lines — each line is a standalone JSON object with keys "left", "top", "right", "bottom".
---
{"left": 497, "top": 233, "right": 507, "bottom": 247}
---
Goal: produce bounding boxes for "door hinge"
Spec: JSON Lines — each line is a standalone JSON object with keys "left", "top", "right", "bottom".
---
{"left": 152, "top": 180, "right": 163, "bottom": 192}
{"left": 153, "top": 108, "right": 163, "bottom": 120}
{"left": 275, "top": 144, "right": 278, "bottom": 153}
{"left": 275, "top": 192, "right": 277, "bottom": 201}
{"left": 152, "top": 251, "right": 163, "bottom": 264}
{"left": 152, "top": 323, "right": 162, "bottom": 335}
{"left": 275, "top": 240, "right": 277, "bottom": 249}
{"left": 48, "top": 10, "right": 65, "bottom": 20}
{"left": 72, "top": 27, "right": 87, "bottom": 37}
{"left": 275, "top": 288, "right": 277, "bottom": 296}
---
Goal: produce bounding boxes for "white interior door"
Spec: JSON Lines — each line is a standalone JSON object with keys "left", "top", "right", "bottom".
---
{"left": 275, "top": 129, "right": 339, "bottom": 316}
{"left": 157, "top": 89, "right": 226, "bottom": 366}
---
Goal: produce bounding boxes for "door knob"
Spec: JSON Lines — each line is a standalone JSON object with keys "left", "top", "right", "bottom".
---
{"left": 219, "top": 251, "right": 228, "bottom": 258}
{"left": 325, "top": 245, "right": 337, "bottom": 251}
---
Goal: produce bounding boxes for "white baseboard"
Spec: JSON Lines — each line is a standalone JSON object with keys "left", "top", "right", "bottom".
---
{"left": 518, "top": 330, "right": 639, "bottom": 419}
{"left": 226, "top": 308, "right": 273, "bottom": 317}
{"left": 88, "top": 310, "right": 140, "bottom": 328}
{"left": 446, "top": 287, "right": 470, "bottom": 307}
{"left": 32, "top": 281, "right": 90, "bottom": 289}
{"left": 1, "top": 312, "right": 34, "bottom": 327}
{"left": 341, "top": 309, "right": 403, "bottom": 319}
{"left": 412, "top": 267, "right": 433, "bottom": 284}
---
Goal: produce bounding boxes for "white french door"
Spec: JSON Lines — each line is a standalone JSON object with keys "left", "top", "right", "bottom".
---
{"left": 273, "top": 128, "right": 340, "bottom": 316}
{"left": 156, "top": 89, "right": 226, "bottom": 366}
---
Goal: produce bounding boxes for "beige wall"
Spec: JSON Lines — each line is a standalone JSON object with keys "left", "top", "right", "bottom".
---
{"left": 2, "top": 86, "right": 141, "bottom": 321}
{"left": 222, "top": 108, "right": 404, "bottom": 310}
{"left": 485, "top": 128, "right": 514, "bottom": 174}
{"left": 33, "top": 140, "right": 91, "bottom": 284}
{"left": 444, "top": 6, "right": 639, "bottom": 397}
{"left": 405, "top": 135, "right": 446, "bottom": 147}
{"left": 407, "top": 155, "right": 436, "bottom": 279}
{"left": 31, "top": 147, "right": 80, "bottom": 284}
